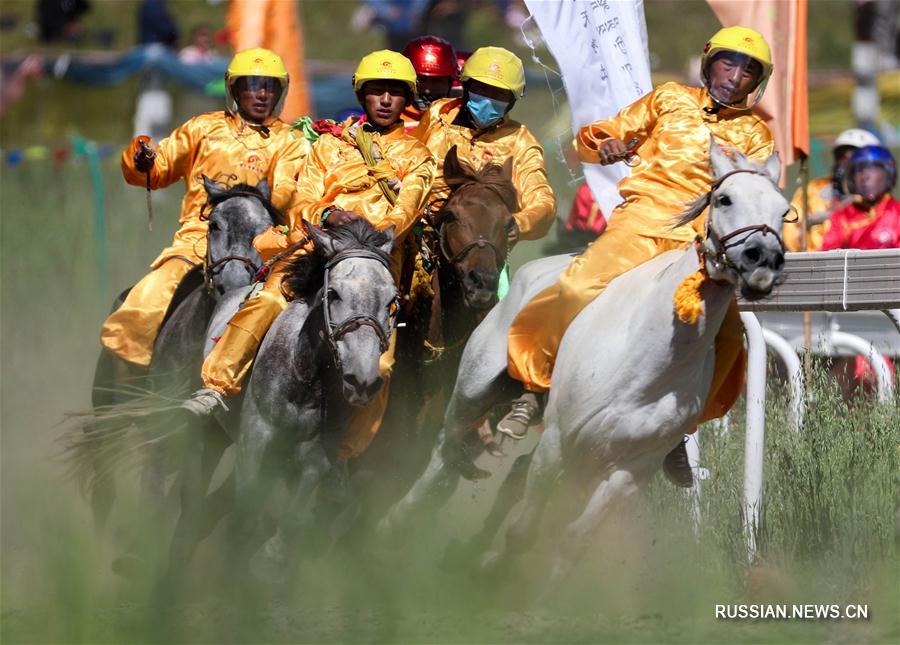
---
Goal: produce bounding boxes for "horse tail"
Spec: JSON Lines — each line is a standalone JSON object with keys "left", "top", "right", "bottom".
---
{"left": 57, "top": 378, "right": 191, "bottom": 499}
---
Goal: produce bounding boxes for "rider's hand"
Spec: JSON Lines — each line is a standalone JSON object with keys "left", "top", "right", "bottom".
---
{"left": 598, "top": 138, "right": 629, "bottom": 165}
{"left": 133, "top": 137, "right": 155, "bottom": 173}
{"left": 324, "top": 208, "right": 361, "bottom": 228}
{"left": 507, "top": 219, "right": 520, "bottom": 248}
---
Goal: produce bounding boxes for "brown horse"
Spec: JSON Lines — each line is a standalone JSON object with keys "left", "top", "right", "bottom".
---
{"left": 354, "top": 145, "right": 518, "bottom": 508}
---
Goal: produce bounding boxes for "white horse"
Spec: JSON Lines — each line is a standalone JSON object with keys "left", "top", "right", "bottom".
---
{"left": 379, "top": 139, "right": 788, "bottom": 579}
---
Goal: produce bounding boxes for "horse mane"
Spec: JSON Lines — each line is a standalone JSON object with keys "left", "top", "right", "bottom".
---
{"left": 281, "top": 218, "right": 392, "bottom": 302}
{"left": 207, "top": 183, "right": 284, "bottom": 226}
{"left": 445, "top": 158, "right": 519, "bottom": 213}
{"left": 670, "top": 150, "right": 766, "bottom": 230}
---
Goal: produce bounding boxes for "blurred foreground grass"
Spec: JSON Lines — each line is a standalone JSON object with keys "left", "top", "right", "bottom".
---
{"left": 1, "top": 161, "right": 898, "bottom": 642}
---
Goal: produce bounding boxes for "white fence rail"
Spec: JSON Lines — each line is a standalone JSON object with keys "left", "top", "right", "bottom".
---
{"left": 718, "top": 250, "right": 900, "bottom": 560}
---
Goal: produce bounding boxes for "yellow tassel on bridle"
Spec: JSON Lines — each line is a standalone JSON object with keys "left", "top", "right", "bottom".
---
{"left": 673, "top": 237, "right": 708, "bottom": 325}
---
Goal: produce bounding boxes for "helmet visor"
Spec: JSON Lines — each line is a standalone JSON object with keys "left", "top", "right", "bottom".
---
{"left": 227, "top": 76, "right": 286, "bottom": 120}
{"left": 705, "top": 52, "right": 765, "bottom": 108}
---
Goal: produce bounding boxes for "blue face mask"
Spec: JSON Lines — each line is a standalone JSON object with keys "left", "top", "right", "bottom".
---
{"left": 466, "top": 92, "right": 509, "bottom": 129}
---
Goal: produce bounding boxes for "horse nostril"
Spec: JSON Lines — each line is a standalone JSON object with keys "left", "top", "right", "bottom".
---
{"left": 742, "top": 247, "right": 761, "bottom": 266}
{"left": 366, "top": 376, "right": 384, "bottom": 398}
{"left": 773, "top": 253, "right": 785, "bottom": 270}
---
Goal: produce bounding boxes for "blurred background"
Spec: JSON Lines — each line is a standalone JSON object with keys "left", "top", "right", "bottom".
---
{"left": 1, "top": 2, "right": 898, "bottom": 643}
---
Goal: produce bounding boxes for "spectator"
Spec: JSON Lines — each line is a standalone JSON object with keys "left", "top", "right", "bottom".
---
{"left": 134, "top": 0, "right": 178, "bottom": 141}
{"left": 783, "top": 128, "right": 881, "bottom": 251}
{"left": 820, "top": 145, "right": 899, "bottom": 250}
{"left": 137, "top": 0, "right": 178, "bottom": 47}
{"left": 179, "top": 25, "right": 215, "bottom": 64}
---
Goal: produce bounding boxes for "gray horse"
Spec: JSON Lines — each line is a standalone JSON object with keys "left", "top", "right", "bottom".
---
{"left": 380, "top": 140, "right": 788, "bottom": 582}
{"left": 167, "top": 219, "right": 398, "bottom": 575}
{"left": 83, "top": 176, "right": 277, "bottom": 532}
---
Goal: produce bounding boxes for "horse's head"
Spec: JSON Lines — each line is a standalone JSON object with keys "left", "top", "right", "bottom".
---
{"left": 305, "top": 219, "right": 397, "bottom": 406}
{"left": 679, "top": 138, "right": 788, "bottom": 301}
{"left": 435, "top": 146, "right": 517, "bottom": 310}
{"left": 202, "top": 175, "right": 279, "bottom": 296}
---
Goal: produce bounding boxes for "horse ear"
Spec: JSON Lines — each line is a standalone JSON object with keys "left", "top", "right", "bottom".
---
{"left": 763, "top": 151, "right": 781, "bottom": 184}
{"left": 255, "top": 179, "right": 271, "bottom": 201}
{"left": 708, "top": 136, "right": 734, "bottom": 179}
{"left": 500, "top": 157, "right": 513, "bottom": 183}
{"left": 443, "top": 145, "right": 466, "bottom": 183}
{"left": 304, "top": 219, "right": 335, "bottom": 258}
{"left": 202, "top": 174, "right": 227, "bottom": 200}
{"left": 378, "top": 226, "right": 396, "bottom": 256}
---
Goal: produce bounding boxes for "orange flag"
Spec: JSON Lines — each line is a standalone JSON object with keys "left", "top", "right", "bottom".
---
{"left": 707, "top": 0, "right": 809, "bottom": 173}
{"left": 226, "top": 0, "right": 312, "bottom": 121}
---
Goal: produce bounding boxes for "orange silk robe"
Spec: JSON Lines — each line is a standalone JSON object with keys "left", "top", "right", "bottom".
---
{"left": 413, "top": 97, "right": 556, "bottom": 241}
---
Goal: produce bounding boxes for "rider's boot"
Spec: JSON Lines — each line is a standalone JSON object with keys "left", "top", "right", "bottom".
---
{"left": 662, "top": 437, "right": 693, "bottom": 488}
{"left": 496, "top": 392, "right": 542, "bottom": 440}
{"left": 181, "top": 387, "right": 230, "bottom": 417}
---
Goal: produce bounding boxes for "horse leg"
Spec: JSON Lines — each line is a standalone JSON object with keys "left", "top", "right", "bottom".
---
{"left": 478, "top": 421, "right": 564, "bottom": 574}
{"left": 547, "top": 468, "right": 640, "bottom": 589}
{"left": 165, "top": 421, "right": 224, "bottom": 576}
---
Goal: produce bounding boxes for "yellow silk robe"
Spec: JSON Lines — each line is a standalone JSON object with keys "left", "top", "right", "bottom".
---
{"left": 102, "top": 111, "right": 309, "bottom": 366}
{"left": 413, "top": 97, "right": 556, "bottom": 240}
{"left": 508, "top": 83, "right": 774, "bottom": 422}
{"left": 202, "top": 121, "right": 434, "bottom": 392}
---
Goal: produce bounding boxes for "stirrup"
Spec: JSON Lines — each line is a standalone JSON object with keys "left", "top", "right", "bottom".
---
{"left": 181, "top": 388, "right": 229, "bottom": 417}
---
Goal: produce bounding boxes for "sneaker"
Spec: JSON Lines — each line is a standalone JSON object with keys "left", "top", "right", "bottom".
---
{"left": 496, "top": 393, "right": 541, "bottom": 440}
{"left": 662, "top": 437, "right": 693, "bottom": 488}
{"left": 181, "top": 388, "right": 229, "bottom": 417}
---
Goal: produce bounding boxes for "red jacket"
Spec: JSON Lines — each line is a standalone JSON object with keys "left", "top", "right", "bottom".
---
{"left": 820, "top": 195, "right": 900, "bottom": 251}
{"left": 565, "top": 183, "right": 607, "bottom": 235}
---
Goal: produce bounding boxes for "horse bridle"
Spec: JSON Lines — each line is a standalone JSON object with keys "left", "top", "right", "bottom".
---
{"left": 699, "top": 168, "right": 789, "bottom": 272}
{"left": 200, "top": 191, "right": 269, "bottom": 294}
{"left": 321, "top": 249, "right": 398, "bottom": 374}
{"left": 426, "top": 196, "right": 507, "bottom": 268}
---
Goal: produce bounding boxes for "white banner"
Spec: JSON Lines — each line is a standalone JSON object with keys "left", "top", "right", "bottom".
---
{"left": 525, "top": 0, "right": 653, "bottom": 220}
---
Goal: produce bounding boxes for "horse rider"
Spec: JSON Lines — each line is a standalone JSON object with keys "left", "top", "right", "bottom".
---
{"left": 783, "top": 128, "right": 882, "bottom": 251}
{"left": 184, "top": 50, "right": 436, "bottom": 460}
{"left": 100, "top": 48, "right": 310, "bottom": 370}
{"left": 413, "top": 46, "right": 556, "bottom": 249}
{"left": 497, "top": 27, "right": 776, "bottom": 488}
{"left": 820, "top": 145, "right": 899, "bottom": 250}
{"left": 401, "top": 35, "right": 458, "bottom": 133}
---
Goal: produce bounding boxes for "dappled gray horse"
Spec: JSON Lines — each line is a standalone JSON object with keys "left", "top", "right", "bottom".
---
{"left": 380, "top": 140, "right": 788, "bottom": 580}
{"left": 85, "top": 177, "right": 277, "bottom": 530}
{"left": 171, "top": 219, "right": 398, "bottom": 573}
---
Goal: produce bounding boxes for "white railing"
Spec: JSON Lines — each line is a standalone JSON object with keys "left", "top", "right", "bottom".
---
{"left": 706, "top": 250, "right": 900, "bottom": 560}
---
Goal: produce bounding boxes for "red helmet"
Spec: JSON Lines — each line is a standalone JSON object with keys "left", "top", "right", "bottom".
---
{"left": 452, "top": 50, "right": 472, "bottom": 92}
{"left": 402, "top": 36, "right": 458, "bottom": 78}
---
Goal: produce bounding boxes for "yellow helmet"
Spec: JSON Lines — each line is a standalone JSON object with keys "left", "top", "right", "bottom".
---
{"left": 702, "top": 26, "right": 773, "bottom": 108}
{"left": 225, "top": 48, "right": 289, "bottom": 116}
{"left": 460, "top": 46, "right": 525, "bottom": 97}
{"left": 352, "top": 50, "right": 417, "bottom": 94}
